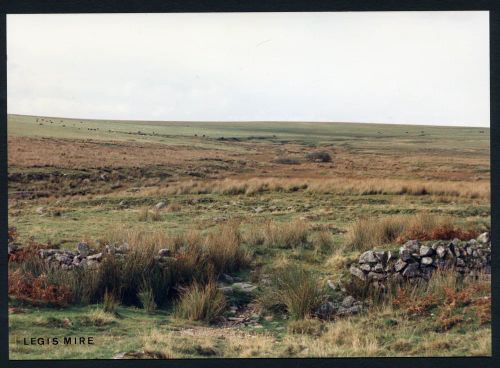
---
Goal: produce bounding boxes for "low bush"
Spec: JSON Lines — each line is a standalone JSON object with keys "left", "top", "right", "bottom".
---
{"left": 391, "top": 269, "right": 490, "bottom": 332}
{"left": 273, "top": 156, "right": 301, "bottom": 165}
{"left": 8, "top": 269, "right": 72, "bottom": 307}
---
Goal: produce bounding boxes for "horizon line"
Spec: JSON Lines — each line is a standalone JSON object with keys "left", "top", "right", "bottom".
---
{"left": 7, "top": 113, "right": 490, "bottom": 129}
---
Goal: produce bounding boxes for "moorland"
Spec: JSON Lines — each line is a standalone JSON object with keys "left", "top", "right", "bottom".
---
{"left": 7, "top": 114, "right": 491, "bottom": 358}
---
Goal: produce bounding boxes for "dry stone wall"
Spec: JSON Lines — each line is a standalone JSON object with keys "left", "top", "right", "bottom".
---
{"left": 349, "top": 232, "right": 491, "bottom": 284}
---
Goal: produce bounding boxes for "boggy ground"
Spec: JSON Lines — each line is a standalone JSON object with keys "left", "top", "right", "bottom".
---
{"left": 7, "top": 114, "right": 491, "bottom": 359}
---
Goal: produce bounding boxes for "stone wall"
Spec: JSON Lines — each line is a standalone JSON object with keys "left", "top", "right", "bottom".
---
{"left": 349, "top": 232, "right": 491, "bottom": 284}
{"left": 7, "top": 241, "right": 173, "bottom": 271}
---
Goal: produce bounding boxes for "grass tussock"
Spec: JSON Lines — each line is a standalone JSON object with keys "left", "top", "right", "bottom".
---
{"left": 102, "top": 290, "right": 118, "bottom": 314}
{"left": 79, "top": 308, "right": 117, "bottom": 327}
{"left": 259, "top": 264, "right": 324, "bottom": 320}
{"left": 175, "top": 281, "right": 226, "bottom": 323}
{"left": 204, "top": 221, "right": 251, "bottom": 274}
{"left": 138, "top": 281, "right": 157, "bottom": 314}
{"left": 138, "top": 206, "right": 162, "bottom": 222}
{"left": 255, "top": 220, "right": 310, "bottom": 249}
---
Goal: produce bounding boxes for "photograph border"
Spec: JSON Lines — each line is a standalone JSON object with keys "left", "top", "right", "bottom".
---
{"left": 0, "top": 1, "right": 498, "bottom": 367}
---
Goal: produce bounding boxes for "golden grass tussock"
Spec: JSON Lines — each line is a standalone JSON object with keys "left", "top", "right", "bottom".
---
{"left": 204, "top": 221, "right": 251, "bottom": 274}
{"left": 175, "top": 281, "right": 226, "bottom": 323}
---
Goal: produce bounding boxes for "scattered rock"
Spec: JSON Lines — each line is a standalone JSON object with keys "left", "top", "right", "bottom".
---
{"left": 315, "top": 301, "right": 337, "bottom": 319}
{"left": 326, "top": 279, "right": 337, "bottom": 291}
{"left": 218, "top": 286, "right": 233, "bottom": 295}
{"left": 341, "top": 296, "right": 355, "bottom": 308}
{"left": 77, "top": 242, "right": 90, "bottom": 257}
{"left": 87, "top": 252, "right": 103, "bottom": 262}
{"left": 337, "top": 304, "right": 363, "bottom": 316}
{"left": 155, "top": 201, "right": 166, "bottom": 210}
{"left": 254, "top": 207, "right": 264, "bottom": 213}
{"left": 232, "top": 282, "right": 257, "bottom": 294}
{"left": 219, "top": 273, "right": 234, "bottom": 283}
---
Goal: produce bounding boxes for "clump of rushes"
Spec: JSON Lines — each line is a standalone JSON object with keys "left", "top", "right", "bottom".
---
{"left": 138, "top": 281, "right": 157, "bottom": 314}
{"left": 175, "top": 281, "right": 226, "bottom": 323}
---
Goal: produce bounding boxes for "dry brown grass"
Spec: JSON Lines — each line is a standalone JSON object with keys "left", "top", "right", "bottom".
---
{"left": 345, "top": 213, "right": 482, "bottom": 251}
{"left": 262, "top": 220, "right": 310, "bottom": 249}
{"left": 204, "top": 222, "right": 251, "bottom": 274}
{"left": 163, "top": 177, "right": 490, "bottom": 200}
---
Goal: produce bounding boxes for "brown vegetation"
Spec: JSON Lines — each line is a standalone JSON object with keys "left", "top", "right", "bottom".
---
{"left": 345, "top": 213, "right": 484, "bottom": 251}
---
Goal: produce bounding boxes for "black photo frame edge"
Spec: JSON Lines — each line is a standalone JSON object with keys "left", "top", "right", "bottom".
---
{"left": 0, "top": 1, "right": 498, "bottom": 368}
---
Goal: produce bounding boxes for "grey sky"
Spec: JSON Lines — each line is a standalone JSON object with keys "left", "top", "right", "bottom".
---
{"left": 7, "top": 12, "right": 490, "bottom": 127}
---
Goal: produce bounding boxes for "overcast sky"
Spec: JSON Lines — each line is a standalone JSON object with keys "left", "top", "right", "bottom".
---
{"left": 7, "top": 12, "right": 490, "bottom": 126}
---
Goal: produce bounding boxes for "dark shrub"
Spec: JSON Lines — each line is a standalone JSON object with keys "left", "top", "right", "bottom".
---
{"left": 305, "top": 151, "right": 332, "bottom": 163}
{"left": 273, "top": 156, "right": 300, "bottom": 165}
